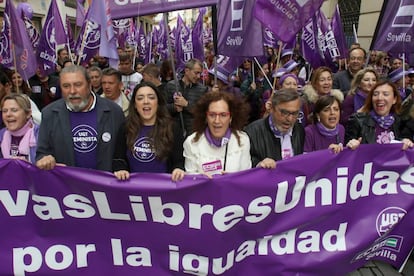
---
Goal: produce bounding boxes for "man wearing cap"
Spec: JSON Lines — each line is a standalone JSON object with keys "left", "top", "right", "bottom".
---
{"left": 35, "top": 65, "right": 125, "bottom": 171}
{"left": 245, "top": 89, "right": 304, "bottom": 169}
{"left": 333, "top": 47, "right": 366, "bottom": 95}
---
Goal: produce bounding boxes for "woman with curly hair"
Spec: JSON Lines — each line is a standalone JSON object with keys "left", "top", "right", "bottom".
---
{"left": 114, "top": 82, "right": 185, "bottom": 181}
{"left": 183, "top": 91, "right": 251, "bottom": 176}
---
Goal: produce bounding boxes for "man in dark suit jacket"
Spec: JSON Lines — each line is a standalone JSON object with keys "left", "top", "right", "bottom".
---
{"left": 36, "top": 65, "right": 125, "bottom": 172}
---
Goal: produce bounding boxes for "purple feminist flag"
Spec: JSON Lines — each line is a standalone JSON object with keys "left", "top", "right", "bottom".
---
{"left": 315, "top": 10, "right": 338, "bottom": 70}
{"left": 3, "top": 0, "right": 37, "bottom": 80}
{"left": 137, "top": 24, "right": 149, "bottom": 63}
{"left": 113, "top": 18, "right": 132, "bottom": 49}
{"left": 65, "top": 16, "right": 75, "bottom": 54}
{"left": 76, "top": 0, "right": 86, "bottom": 27}
{"left": 192, "top": 8, "right": 206, "bottom": 62}
{"left": 175, "top": 15, "right": 190, "bottom": 70}
{"left": 217, "top": 0, "right": 264, "bottom": 57}
{"left": 301, "top": 15, "right": 324, "bottom": 70}
{"left": 331, "top": 4, "right": 348, "bottom": 59}
{"left": 157, "top": 15, "right": 169, "bottom": 61}
{"left": 88, "top": 0, "right": 119, "bottom": 68}
{"left": 263, "top": 28, "right": 279, "bottom": 48}
{"left": 74, "top": 7, "right": 101, "bottom": 66}
{"left": 22, "top": 14, "right": 40, "bottom": 50}
{"left": 36, "top": 0, "right": 67, "bottom": 76}
{"left": 0, "top": 4, "right": 13, "bottom": 69}
{"left": 254, "top": 0, "right": 324, "bottom": 43}
{"left": 371, "top": 0, "right": 414, "bottom": 64}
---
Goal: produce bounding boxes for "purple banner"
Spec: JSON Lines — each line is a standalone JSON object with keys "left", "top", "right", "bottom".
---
{"left": 109, "top": 0, "right": 217, "bottom": 19}
{"left": 254, "top": 0, "right": 324, "bottom": 43}
{"left": 217, "top": 0, "right": 264, "bottom": 57}
{"left": 371, "top": 0, "right": 414, "bottom": 65}
{"left": 331, "top": 4, "right": 348, "bottom": 59}
{"left": 301, "top": 15, "right": 324, "bottom": 69}
{"left": 1, "top": 144, "right": 414, "bottom": 275}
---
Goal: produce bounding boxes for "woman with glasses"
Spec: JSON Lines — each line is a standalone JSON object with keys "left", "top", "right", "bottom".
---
{"left": 113, "top": 82, "right": 185, "bottom": 181}
{"left": 0, "top": 94, "right": 39, "bottom": 163}
{"left": 345, "top": 80, "right": 413, "bottom": 150}
{"left": 304, "top": 95, "right": 345, "bottom": 153}
{"left": 183, "top": 91, "right": 251, "bottom": 176}
{"left": 373, "top": 51, "right": 390, "bottom": 79}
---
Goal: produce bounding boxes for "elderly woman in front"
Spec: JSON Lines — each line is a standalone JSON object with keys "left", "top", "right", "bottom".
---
{"left": 0, "top": 94, "right": 38, "bottom": 163}
{"left": 184, "top": 91, "right": 251, "bottom": 177}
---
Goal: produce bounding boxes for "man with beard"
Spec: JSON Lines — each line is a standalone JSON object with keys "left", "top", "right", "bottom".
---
{"left": 36, "top": 65, "right": 125, "bottom": 171}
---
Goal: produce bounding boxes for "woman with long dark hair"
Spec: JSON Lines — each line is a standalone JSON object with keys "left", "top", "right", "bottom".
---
{"left": 114, "top": 82, "right": 185, "bottom": 181}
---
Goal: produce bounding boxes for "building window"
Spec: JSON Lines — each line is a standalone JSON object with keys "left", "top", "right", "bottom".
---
{"left": 64, "top": 0, "right": 77, "bottom": 8}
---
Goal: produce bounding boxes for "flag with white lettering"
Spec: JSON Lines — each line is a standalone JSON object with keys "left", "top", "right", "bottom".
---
{"left": 36, "top": 0, "right": 67, "bottom": 76}
{"left": 217, "top": 0, "right": 264, "bottom": 57}
{"left": 87, "top": 0, "right": 119, "bottom": 68}
{"left": 301, "top": 15, "right": 324, "bottom": 69}
{"left": 22, "top": 14, "right": 40, "bottom": 50}
{"left": 371, "top": 0, "right": 414, "bottom": 64}
{"left": 331, "top": 4, "right": 348, "bottom": 59}
{"left": 254, "top": 0, "right": 325, "bottom": 43}
{"left": 74, "top": 8, "right": 101, "bottom": 66}
{"left": 175, "top": 14, "right": 191, "bottom": 71}
{"left": 157, "top": 15, "right": 169, "bottom": 61}
{"left": 316, "top": 10, "right": 338, "bottom": 70}
{"left": 137, "top": 24, "right": 149, "bottom": 63}
{"left": 192, "top": 8, "right": 206, "bottom": 63}
{"left": 2, "top": 0, "right": 37, "bottom": 80}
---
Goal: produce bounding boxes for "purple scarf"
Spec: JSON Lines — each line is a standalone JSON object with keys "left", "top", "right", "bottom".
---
{"left": 204, "top": 128, "right": 231, "bottom": 147}
{"left": 316, "top": 122, "right": 339, "bottom": 137}
{"left": 1, "top": 119, "right": 36, "bottom": 158}
{"left": 353, "top": 89, "right": 367, "bottom": 112}
{"left": 370, "top": 111, "right": 395, "bottom": 129}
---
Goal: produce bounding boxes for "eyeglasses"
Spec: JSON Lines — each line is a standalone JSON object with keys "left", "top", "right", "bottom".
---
{"left": 277, "top": 108, "right": 299, "bottom": 118}
{"left": 206, "top": 112, "right": 231, "bottom": 120}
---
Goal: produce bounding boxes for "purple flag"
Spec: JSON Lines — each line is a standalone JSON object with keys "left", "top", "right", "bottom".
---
{"left": 36, "top": 0, "right": 67, "bottom": 76}
{"left": 371, "top": 0, "right": 414, "bottom": 64}
{"left": 315, "top": 10, "right": 338, "bottom": 70}
{"left": 113, "top": 18, "right": 132, "bottom": 49}
{"left": 76, "top": 0, "right": 86, "bottom": 27}
{"left": 301, "top": 15, "right": 324, "bottom": 70}
{"left": 74, "top": 7, "right": 100, "bottom": 66}
{"left": 192, "top": 8, "right": 206, "bottom": 62}
{"left": 263, "top": 28, "right": 279, "bottom": 48}
{"left": 254, "top": 0, "right": 325, "bottom": 43}
{"left": 22, "top": 14, "right": 40, "bottom": 50}
{"left": 65, "top": 16, "right": 75, "bottom": 53}
{"left": 217, "top": 0, "right": 264, "bottom": 57}
{"left": 2, "top": 0, "right": 37, "bottom": 80}
{"left": 331, "top": 4, "right": 348, "bottom": 59}
{"left": 175, "top": 14, "right": 190, "bottom": 70}
{"left": 109, "top": 0, "right": 217, "bottom": 19}
{"left": 0, "top": 4, "right": 14, "bottom": 69}
{"left": 157, "top": 15, "right": 169, "bottom": 61}
{"left": 137, "top": 24, "right": 149, "bottom": 63}
{"left": 84, "top": 0, "right": 119, "bottom": 68}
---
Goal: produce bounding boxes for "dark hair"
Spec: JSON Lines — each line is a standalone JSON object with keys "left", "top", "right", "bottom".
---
{"left": 361, "top": 79, "right": 402, "bottom": 114}
{"left": 0, "top": 71, "right": 10, "bottom": 86}
{"left": 191, "top": 91, "right": 250, "bottom": 146}
{"left": 102, "top": 67, "right": 122, "bottom": 82}
{"left": 119, "top": 53, "right": 132, "bottom": 63}
{"left": 349, "top": 47, "right": 367, "bottom": 59}
{"left": 312, "top": 95, "right": 341, "bottom": 124}
{"left": 126, "top": 82, "right": 173, "bottom": 161}
{"left": 8, "top": 70, "right": 31, "bottom": 95}
{"left": 142, "top": 63, "right": 160, "bottom": 78}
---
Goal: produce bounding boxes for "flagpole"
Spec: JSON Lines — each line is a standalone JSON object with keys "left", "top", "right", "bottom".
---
{"left": 272, "top": 41, "right": 283, "bottom": 90}
{"left": 11, "top": 43, "right": 20, "bottom": 94}
{"left": 164, "top": 12, "right": 186, "bottom": 138}
{"left": 254, "top": 57, "right": 273, "bottom": 89}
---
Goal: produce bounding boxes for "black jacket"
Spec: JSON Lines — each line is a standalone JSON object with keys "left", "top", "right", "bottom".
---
{"left": 244, "top": 116, "right": 305, "bottom": 167}
{"left": 345, "top": 112, "right": 404, "bottom": 144}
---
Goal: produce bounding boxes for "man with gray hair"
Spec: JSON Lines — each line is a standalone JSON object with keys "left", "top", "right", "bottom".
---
{"left": 245, "top": 89, "right": 305, "bottom": 168}
{"left": 36, "top": 65, "right": 125, "bottom": 171}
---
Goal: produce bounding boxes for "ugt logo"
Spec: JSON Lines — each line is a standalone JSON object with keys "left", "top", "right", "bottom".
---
{"left": 392, "top": 0, "right": 414, "bottom": 27}
{"left": 376, "top": 207, "right": 407, "bottom": 236}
